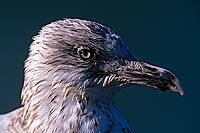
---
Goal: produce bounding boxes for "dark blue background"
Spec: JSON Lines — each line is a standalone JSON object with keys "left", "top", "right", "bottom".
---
{"left": 0, "top": 0, "right": 199, "bottom": 132}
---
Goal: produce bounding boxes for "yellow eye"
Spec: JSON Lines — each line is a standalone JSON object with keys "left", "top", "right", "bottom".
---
{"left": 79, "top": 49, "right": 95, "bottom": 60}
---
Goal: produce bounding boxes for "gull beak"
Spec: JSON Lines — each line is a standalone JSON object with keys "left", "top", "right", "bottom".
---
{"left": 116, "top": 61, "right": 184, "bottom": 95}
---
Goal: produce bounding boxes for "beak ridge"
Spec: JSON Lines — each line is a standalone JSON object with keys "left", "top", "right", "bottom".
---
{"left": 116, "top": 61, "right": 184, "bottom": 95}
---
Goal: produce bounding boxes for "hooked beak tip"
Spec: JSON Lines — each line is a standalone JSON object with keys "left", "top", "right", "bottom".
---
{"left": 179, "top": 88, "right": 184, "bottom": 96}
{"left": 166, "top": 74, "right": 184, "bottom": 96}
{"left": 173, "top": 81, "right": 184, "bottom": 96}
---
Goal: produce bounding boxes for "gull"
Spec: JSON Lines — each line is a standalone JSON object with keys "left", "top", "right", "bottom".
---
{"left": 0, "top": 18, "right": 183, "bottom": 133}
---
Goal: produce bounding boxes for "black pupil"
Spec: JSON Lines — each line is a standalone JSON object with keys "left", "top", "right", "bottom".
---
{"left": 80, "top": 49, "right": 94, "bottom": 59}
{"left": 82, "top": 50, "right": 89, "bottom": 56}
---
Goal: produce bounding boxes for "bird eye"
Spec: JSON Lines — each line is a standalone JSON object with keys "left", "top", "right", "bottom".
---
{"left": 79, "top": 49, "right": 95, "bottom": 60}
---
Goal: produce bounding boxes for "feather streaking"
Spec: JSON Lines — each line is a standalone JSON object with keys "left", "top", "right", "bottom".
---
{"left": 0, "top": 18, "right": 183, "bottom": 133}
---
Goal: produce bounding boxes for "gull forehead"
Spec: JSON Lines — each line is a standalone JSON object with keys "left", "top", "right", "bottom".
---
{"left": 35, "top": 19, "right": 134, "bottom": 60}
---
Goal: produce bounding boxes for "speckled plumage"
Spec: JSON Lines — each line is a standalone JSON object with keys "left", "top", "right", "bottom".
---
{"left": 0, "top": 18, "right": 183, "bottom": 133}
